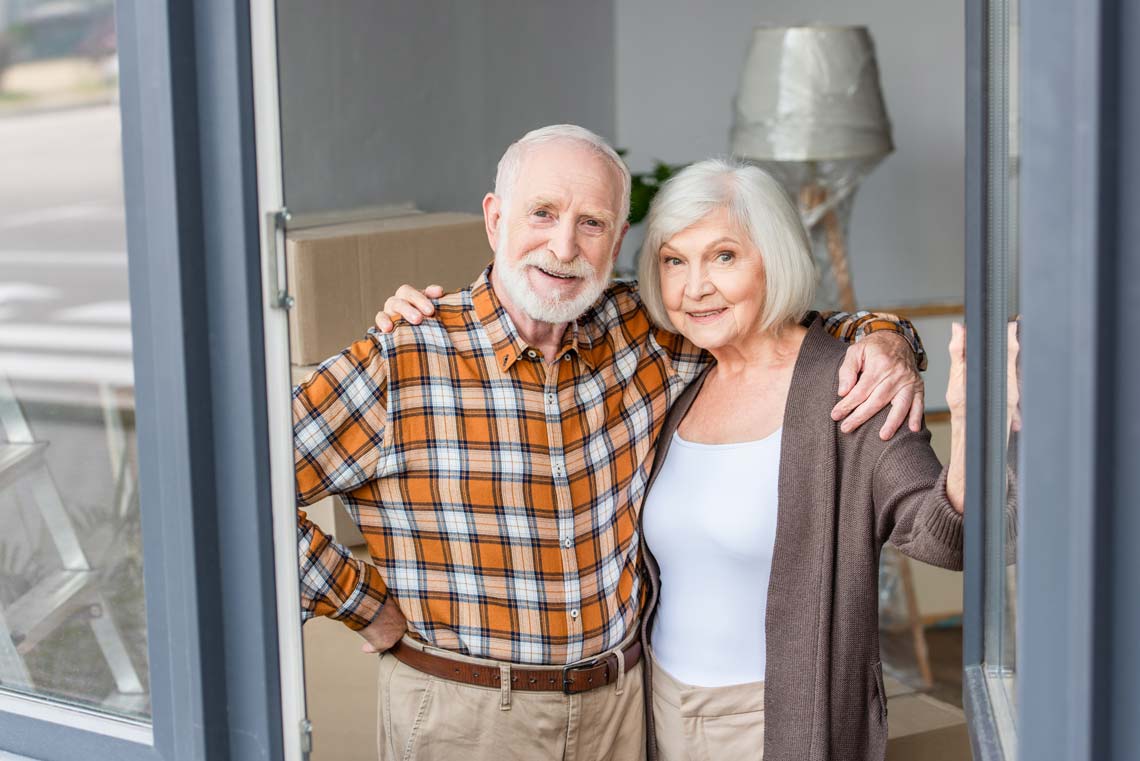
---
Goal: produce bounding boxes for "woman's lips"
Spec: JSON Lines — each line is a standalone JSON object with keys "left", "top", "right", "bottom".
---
{"left": 686, "top": 307, "right": 727, "bottom": 324}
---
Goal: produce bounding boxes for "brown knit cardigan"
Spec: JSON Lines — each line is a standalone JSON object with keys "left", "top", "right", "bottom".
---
{"left": 640, "top": 319, "right": 966, "bottom": 761}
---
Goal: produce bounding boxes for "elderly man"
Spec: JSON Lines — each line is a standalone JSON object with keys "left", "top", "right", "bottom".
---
{"left": 293, "top": 125, "right": 926, "bottom": 761}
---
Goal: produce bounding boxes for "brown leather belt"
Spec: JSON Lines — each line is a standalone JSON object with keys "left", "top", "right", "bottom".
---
{"left": 389, "top": 639, "right": 642, "bottom": 695}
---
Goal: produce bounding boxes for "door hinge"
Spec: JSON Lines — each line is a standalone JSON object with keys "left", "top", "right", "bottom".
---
{"left": 299, "top": 717, "right": 313, "bottom": 760}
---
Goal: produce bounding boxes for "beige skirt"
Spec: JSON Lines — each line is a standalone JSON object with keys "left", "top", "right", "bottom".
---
{"left": 651, "top": 653, "right": 765, "bottom": 761}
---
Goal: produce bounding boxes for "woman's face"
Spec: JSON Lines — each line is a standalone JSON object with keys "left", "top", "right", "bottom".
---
{"left": 658, "top": 207, "right": 767, "bottom": 351}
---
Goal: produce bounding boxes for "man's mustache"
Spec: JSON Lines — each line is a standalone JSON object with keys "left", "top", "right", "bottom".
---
{"left": 517, "top": 250, "right": 596, "bottom": 280}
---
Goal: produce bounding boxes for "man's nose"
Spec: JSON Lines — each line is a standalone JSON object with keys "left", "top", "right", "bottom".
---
{"left": 547, "top": 219, "right": 578, "bottom": 263}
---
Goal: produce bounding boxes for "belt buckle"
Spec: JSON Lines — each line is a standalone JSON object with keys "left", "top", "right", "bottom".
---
{"left": 561, "top": 657, "right": 600, "bottom": 695}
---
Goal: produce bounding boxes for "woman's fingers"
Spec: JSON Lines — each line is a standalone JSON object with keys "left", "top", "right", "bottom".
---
{"left": 396, "top": 284, "right": 439, "bottom": 318}
{"left": 372, "top": 284, "right": 444, "bottom": 331}
{"left": 946, "top": 323, "right": 966, "bottom": 412}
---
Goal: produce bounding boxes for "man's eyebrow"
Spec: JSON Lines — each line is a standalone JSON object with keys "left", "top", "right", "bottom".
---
{"left": 580, "top": 207, "right": 617, "bottom": 225}
{"left": 525, "top": 196, "right": 560, "bottom": 210}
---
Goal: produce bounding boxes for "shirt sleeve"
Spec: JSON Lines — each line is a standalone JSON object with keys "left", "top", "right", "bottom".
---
{"left": 816, "top": 310, "right": 929, "bottom": 371}
{"left": 292, "top": 333, "right": 391, "bottom": 628}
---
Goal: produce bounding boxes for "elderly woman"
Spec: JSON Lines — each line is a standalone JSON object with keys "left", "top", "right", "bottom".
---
{"left": 633, "top": 158, "right": 967, "bottom": 761}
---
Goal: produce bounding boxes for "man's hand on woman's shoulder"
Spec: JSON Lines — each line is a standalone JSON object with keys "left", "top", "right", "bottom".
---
{"left": 831, "top": 332, "right": 925, "bottom": 441}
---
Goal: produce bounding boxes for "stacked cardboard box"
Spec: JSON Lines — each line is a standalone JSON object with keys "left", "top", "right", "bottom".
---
{"left": 289, "top": 211, "right": 493, "bottom": 546}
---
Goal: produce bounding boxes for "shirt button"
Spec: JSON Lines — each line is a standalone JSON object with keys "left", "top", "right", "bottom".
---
{"left": 562, "top": 536, "right": 572, "bottom": 549}
{"left": 545, "top": 393, "right": 556, "bottom": 405}
{"left": 526, "top": 349, "right": 538, "bottom": 359}
{"left": 570, "top": 609, "right": 580, "bottom": 620}
{"left": 563, "top": 354, "right": 572, "bottom": 362}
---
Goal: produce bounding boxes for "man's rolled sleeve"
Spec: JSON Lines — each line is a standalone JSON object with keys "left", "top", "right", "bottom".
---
{"left": 297, "top": 507, "right": 387, "bottom": 629}
{"left": 818, "top": 310, "right": 929, "bottom": 371}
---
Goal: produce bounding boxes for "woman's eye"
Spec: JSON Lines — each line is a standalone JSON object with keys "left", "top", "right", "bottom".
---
{"left": 663, "top": 257, "right": 681, "bottom": 266}
{"left": 716, "top": 251, "right": 735, "bottom": 263}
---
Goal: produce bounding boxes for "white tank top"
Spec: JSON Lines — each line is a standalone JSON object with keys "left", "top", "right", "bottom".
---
{"left": 642, "top": 428, "right": 781, "bottom": 687}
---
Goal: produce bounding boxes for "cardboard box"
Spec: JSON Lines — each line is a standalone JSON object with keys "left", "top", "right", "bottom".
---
{"left": 286, "top": 212, "right": 492, "bottom": 365}
{"left": 885, "top": 674, "right": 970, "bottom": 759}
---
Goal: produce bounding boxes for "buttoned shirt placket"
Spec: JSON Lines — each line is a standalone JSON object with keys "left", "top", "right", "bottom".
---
{"left": 528, "top": 339, "right": 584, "bottom": 664}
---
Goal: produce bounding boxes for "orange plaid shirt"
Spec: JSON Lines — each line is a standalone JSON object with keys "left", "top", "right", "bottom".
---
{"left": 293, "top": 267, "right": 924, "bottom": 664}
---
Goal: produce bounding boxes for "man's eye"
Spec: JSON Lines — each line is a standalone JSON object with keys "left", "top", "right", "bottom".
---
{"left": 533, "top": 209, "right": 551, "bottom": 219}
{"left": 584, "top": 219, "right": 601, "bottom": 227}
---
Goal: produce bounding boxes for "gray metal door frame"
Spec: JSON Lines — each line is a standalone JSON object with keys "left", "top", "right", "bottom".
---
{"left": 964, "top": 1, "right": 1140, "bottom": 760}
{"left": 0, "top": 1, "right": 285, "bottom": 759}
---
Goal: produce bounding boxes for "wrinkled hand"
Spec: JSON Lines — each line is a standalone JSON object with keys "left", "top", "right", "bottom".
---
{"left": 1006, "top": 321, "right": 1021, "bottom": 433}
{"left": 358, "top": 598, "right": 408, "bottom": 654}
{"left": 945, "top": 321, "right": 1020, "bottom": 431}
{"left": 946, "top": 322, "right": 966, "bottom": 417}
{"left": 374, "top": 284, "right": 444, "bottom": 333}
{"left": 831, "top": 332, "right": 925, "bottom": 440}
{"left": 946, "top": 323, "right": 966, "bottom": 513}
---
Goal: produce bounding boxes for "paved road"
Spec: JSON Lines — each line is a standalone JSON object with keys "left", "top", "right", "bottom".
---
{"left": 0, "top": 103, "right": 133, "bottom": 407}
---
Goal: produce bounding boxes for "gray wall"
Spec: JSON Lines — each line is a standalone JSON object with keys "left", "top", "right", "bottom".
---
{"left": 276, "top": 0, "right": 616, "bottom": 216}
{"left": 615, "top": 0, "right": 964, "bottom": 306}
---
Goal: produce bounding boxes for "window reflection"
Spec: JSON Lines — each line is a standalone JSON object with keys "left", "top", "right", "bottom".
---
{"left": 0, "top": 0, "right": 149, "bottom": 721}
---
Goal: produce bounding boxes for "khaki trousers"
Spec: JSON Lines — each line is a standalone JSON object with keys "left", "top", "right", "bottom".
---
{"left": 377, "top": 638, "right": 646, "bottom": 761}
{"left": 650, "top": 654, "right": 765, "bottom": 761}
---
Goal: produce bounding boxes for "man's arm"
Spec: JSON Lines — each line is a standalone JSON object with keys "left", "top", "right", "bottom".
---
{"left": 372, "top": 289, "right": 927, "bottom": 441}
{"left": 818, "top": 310, "right": 927, "bottom": 441}
{"left": 293, "top": 335, "right": 391, "bottom": 631}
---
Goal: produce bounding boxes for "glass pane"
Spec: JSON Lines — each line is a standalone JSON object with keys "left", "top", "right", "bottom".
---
{"left": 1001, "top": 0, "right": 1021, "bottom": 705}
{"left": 983, "top": 0, "right": 1020, "bottom": 729}
{"left": 0, "top": 0, "right": 149, "bottom": 721}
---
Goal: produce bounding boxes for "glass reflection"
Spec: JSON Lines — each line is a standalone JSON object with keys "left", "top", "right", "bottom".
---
{"left": 0, "top": 0, "right": 149, "bottom": 721}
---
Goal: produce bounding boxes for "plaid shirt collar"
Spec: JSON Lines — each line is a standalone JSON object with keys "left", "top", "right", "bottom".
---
{"left": 471, "top": 264, "right": 599, "bottom": 372}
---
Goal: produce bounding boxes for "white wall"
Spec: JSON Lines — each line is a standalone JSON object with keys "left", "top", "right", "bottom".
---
{"left": 277, "top": 0, "right": 616, "bottom": 216}
{"left": 615, "top": 0, "right": 964, "bottom": 306}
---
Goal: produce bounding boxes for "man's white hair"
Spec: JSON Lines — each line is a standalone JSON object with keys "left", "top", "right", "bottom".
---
{"left": 494, "top": 124, "right": 631, "bottom": 224}
{"left": 637, "top": 158, "right": 817, "bottom": 333}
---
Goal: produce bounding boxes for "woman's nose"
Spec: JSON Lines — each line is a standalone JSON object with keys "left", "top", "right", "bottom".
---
{"left": 685, "top": 268, "right": 714, "bottom": 298}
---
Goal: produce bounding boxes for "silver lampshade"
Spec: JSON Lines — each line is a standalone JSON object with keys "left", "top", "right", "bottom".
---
{"left": 731, "top": 25, "right": 893, "bottom": 162}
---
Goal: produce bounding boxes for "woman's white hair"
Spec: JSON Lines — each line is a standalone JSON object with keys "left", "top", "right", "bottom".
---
{"left": 494, "top": 124, "right": 631, "bottom": 225}
{"left": 637, "top": 158, "right": 817, "bottom": 333}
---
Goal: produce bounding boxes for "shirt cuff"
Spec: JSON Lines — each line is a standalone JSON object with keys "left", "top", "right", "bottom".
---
{"left": 332, "top": 561, "right": 389, "bottom": 631}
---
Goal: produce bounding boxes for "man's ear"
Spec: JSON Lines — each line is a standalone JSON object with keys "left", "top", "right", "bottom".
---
{"left": 611, "top": 221, "right": 631, "bottom": 263}
{"left": 483, "top": 193, "right": 502, "bottom": 251}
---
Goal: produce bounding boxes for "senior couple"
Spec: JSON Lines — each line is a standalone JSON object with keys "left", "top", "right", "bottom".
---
{"left": 293, "top": 124, "right": 969, "bottom": 761}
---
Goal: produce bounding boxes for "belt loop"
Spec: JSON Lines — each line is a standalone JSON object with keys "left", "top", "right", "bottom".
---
{"left": 500, "top": 663, "right": 512, "bottom": 710}
{"left": 614, "top": 645, "right": 626, "bottom": 696}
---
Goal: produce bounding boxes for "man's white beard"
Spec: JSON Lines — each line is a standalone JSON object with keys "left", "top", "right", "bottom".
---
{"left": 494, "top": 233, "right": 612, "bottom": 324}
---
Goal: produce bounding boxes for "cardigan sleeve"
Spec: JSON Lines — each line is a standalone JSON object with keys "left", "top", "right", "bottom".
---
{"left": 870, "top": 426, "right": 965, "bottom": 571}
